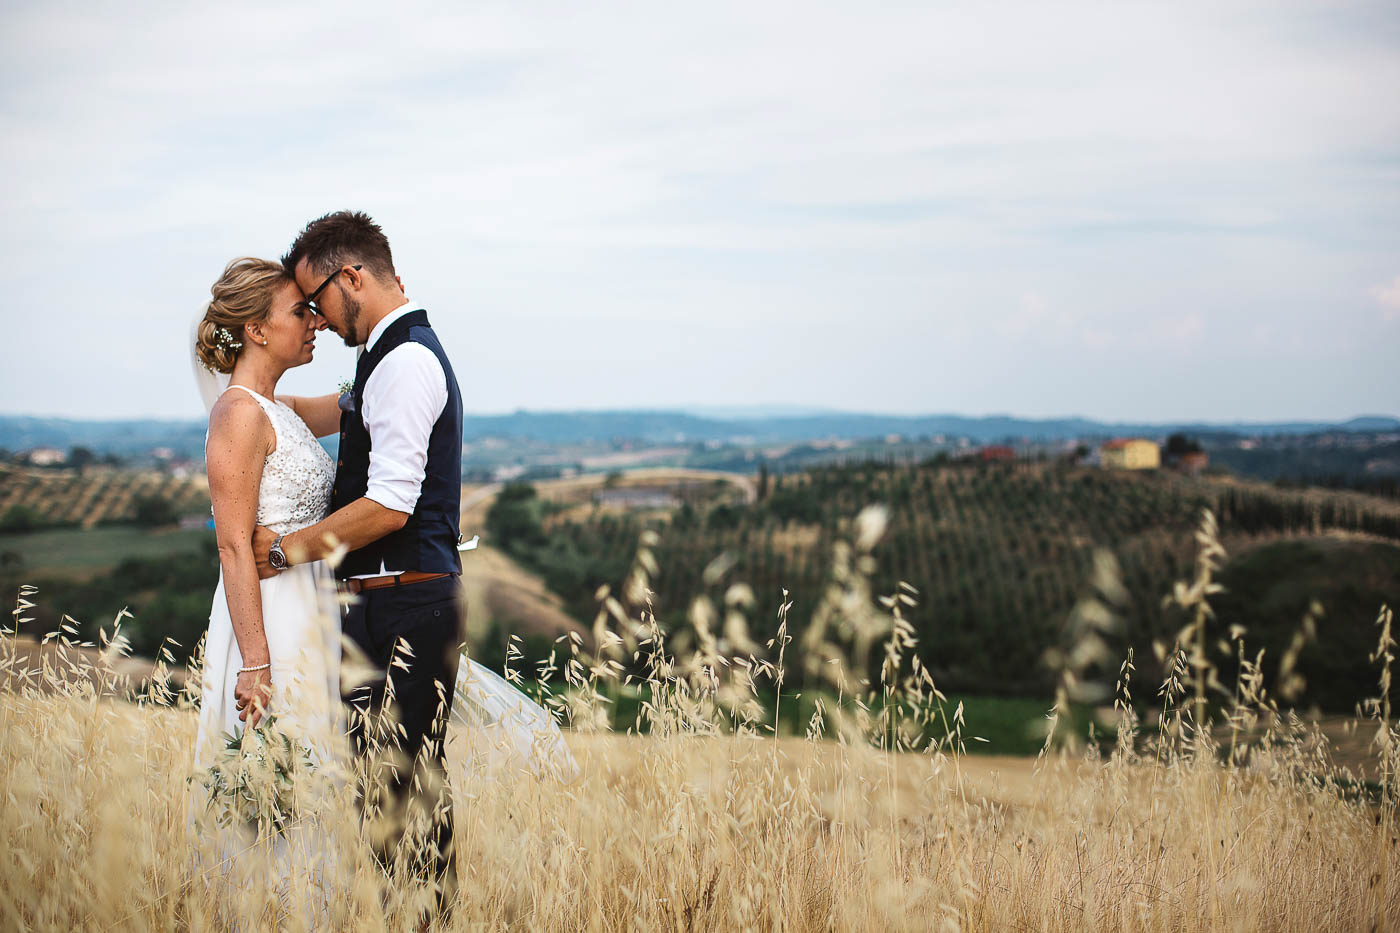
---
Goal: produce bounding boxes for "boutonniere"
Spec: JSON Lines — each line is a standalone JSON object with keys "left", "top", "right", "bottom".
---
{"left": 337, "top": 380, "right": 356, "bottom": 414}
{"left": 337, "top": 380, "right": 354, "bottom": 396}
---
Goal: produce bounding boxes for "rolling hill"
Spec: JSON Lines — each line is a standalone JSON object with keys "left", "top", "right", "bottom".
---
{"left": 493, "top": 461, "right": 1400, "bottom": 706}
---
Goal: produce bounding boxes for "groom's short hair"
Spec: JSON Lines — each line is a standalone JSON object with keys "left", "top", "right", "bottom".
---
{"left": 282, "top": 211, "right": 396, "bottom": 282}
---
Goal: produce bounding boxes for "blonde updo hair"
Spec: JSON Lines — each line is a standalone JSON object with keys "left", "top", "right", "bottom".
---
{"left": 194, "top": 257, "right": 293, "bottom": 374}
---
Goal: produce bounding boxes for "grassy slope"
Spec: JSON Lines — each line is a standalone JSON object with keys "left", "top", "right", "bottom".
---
{"left": 0, "top": 525, "right": 212, "bottom": 578}
{"left": 571, "top": 682, "right": 1059, "bottom": 755}
{"left": 0, "top": 525, "right": 219, "bottom": 659}
{"left": 1212, "top": 536, "right": 1400, "bottom": 711}
{"left": 517, "top": 463, "right": 1400, "bottom": 704}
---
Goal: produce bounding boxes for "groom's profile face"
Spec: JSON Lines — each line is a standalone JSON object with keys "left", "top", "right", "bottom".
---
{"left": 293, "top": 258, "right": 361, "bottom": 348}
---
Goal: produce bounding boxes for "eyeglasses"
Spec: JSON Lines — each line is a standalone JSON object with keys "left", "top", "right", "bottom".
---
{"left": 304, "top": 264, "right": 362, "bottom": 314}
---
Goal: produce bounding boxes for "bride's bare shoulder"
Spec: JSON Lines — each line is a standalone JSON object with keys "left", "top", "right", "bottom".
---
{"left": 207, "top": 391, "right": 274, "bottom": 454}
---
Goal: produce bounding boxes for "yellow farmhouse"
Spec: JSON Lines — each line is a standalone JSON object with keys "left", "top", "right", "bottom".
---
{"left": 1100, "top": 438, "right": 1160, "bottom": 470}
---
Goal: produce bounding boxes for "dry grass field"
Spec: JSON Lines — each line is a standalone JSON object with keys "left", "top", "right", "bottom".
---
{"left": 2, "top": 669, "right": 1396, "bottom": 931}
{"left": 2, "top": 509, "right": 1398, "bottom": 932}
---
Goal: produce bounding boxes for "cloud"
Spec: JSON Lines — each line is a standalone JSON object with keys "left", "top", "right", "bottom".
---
{"left": 1153, "top": 312, "right": 1206, "bottom": 346}
{"left": 0, "top": 0, "right": 1397, "bottom": 421}
{"left": 995, "top": 291, "right": 1083, "bottom": 341}
{"left": 1372, "top": 276, "right": 1400, "bottom": 321}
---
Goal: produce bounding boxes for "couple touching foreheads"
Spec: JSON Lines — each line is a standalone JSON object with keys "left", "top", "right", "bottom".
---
{"left": 189, "top": 211, "right": 573, "bottom": 917}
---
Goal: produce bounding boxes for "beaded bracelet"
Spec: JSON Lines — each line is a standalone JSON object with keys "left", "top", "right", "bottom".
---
{"left": 239, "top": 662, "right": 271, "bottom": 673}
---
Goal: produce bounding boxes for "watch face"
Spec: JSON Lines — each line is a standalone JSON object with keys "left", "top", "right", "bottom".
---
{"left": 270, "top": 546, "right": 286, "bottom": 570}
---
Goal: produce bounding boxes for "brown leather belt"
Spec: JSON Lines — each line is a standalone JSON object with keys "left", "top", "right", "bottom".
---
{"left": 343, "top": 571, "right": 451, "bottom": 595}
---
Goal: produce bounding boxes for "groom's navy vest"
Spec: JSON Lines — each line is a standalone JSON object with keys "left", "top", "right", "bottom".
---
{"left": 332, "top": 309, "right": 463, "bottom": 580}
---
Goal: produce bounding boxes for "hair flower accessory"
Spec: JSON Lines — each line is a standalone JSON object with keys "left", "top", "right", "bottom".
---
{"left": 215, "top": 327, "right": 243, "bottom": 351}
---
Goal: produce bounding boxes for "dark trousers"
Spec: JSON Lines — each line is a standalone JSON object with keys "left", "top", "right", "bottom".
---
{"left": 342, "top": 574, "right": 463, "bottom": 905}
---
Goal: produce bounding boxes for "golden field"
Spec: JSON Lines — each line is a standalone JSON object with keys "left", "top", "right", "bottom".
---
{"left": 2, "top": 690, "right": 1396, "bottom": 931}
{"left": 1, "top": 510, "right": 1398, "bottom": 932}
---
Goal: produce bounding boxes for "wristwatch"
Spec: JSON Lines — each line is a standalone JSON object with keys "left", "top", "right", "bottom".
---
{"left": 268, "top": 535, "right": 289, "bottom": 571}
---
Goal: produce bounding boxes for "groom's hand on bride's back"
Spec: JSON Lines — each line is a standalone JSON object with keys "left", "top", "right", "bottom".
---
{"left": 252, "top": 524, "right": 281, "bottom": 579}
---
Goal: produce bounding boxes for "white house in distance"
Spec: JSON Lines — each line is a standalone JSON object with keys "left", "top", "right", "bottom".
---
{"left": 22, "top": 447, "right": 67, "bottom": 467}
{"left": 1100, "top": 438, "right": 1161, "bottom": 470}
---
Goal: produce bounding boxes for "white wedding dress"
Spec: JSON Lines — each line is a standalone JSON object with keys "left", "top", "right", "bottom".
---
{"left": 190, "top": 378, "right": 578, "bottom": 896}
{"left": 193, "top": 385, "right": 344, "bottom": 775}
{"left": 190, "top": 385, "right": 348, "bottom": 914}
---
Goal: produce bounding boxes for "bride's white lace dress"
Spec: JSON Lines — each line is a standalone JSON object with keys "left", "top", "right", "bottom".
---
{"left": 190, "top": 385, "right": 346, "bottom": 906}
{"left": 194, "top": 386, "right": 343, "bottom": 774}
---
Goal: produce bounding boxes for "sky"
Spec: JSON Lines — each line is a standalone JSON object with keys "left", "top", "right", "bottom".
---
{"left": 1, "top": 0, "right": 1397, "bottom": 423}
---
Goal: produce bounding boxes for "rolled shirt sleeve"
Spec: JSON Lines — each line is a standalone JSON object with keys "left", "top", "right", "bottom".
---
{"left": 360, "top": 342, "right": 448, "bottom": 515}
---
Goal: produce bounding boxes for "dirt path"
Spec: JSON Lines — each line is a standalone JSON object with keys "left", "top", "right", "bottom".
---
{"left": 459, "top": 543, "right": 585, "bottom": 647}
{"left": 458, "top": 469, "right": 756, "bottom": 649}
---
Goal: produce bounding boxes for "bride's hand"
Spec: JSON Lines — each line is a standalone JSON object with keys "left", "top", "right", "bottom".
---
{"left": 234, "top": 667, "right": 273, "bottom": 727}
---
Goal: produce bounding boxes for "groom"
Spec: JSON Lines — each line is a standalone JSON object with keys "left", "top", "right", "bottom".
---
{"left": 253, "top": 210, "right": 463, "bottom": 908}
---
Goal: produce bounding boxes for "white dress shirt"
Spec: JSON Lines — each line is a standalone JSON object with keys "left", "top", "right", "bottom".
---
{"left": 353, "top": 301, "right": 448, "bottom": 577}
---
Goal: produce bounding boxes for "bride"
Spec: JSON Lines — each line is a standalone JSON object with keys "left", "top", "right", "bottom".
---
{"left": 189, "top": 256, "right": 345, "bottom": 912}
{"left": 189, "top": 256, "right": 576, "bottom": 909}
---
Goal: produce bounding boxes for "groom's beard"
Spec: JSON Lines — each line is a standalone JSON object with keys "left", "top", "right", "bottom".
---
{"left": 340, "top": 291, "right": 362, "bottom": 348}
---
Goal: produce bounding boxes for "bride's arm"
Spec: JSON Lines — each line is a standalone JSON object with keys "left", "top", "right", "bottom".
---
{"left": 278, "top": 393, "right": 341, "bottom": 438}
{"left": 206, "top": 394, "right": 277, "bottom": 727}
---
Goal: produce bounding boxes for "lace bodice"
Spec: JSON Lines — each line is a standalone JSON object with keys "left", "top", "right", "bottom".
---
{"left": 221, "top": 385, "right": 335, "bottom": 535}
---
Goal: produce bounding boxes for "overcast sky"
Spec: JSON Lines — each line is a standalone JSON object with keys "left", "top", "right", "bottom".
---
{"left": 1, "top": 1, "right": 1396, "bottom": 422}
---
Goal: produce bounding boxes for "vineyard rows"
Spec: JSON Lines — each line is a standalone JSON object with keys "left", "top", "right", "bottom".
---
{"left": 541, "top": 462, "right": 1400, "bottom": 694}
{"left": 0, "top": 466, "right": 210, "bottom": 528}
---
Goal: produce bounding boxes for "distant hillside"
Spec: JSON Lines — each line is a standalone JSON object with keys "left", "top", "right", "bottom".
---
{"left": 456, "top": 411, "right": 1400, "bottom": 445}
{"left": 0, "top": 464, "right": 210, "bottom": 529}
{"left": 0, "top": 416, "right": 210, "bottom": 459}
{"left": 495, "top": 462, "right": 1400, "bottom": 705}
{"left": 4, "top": 410, "right": 1392, "bottom": 456}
